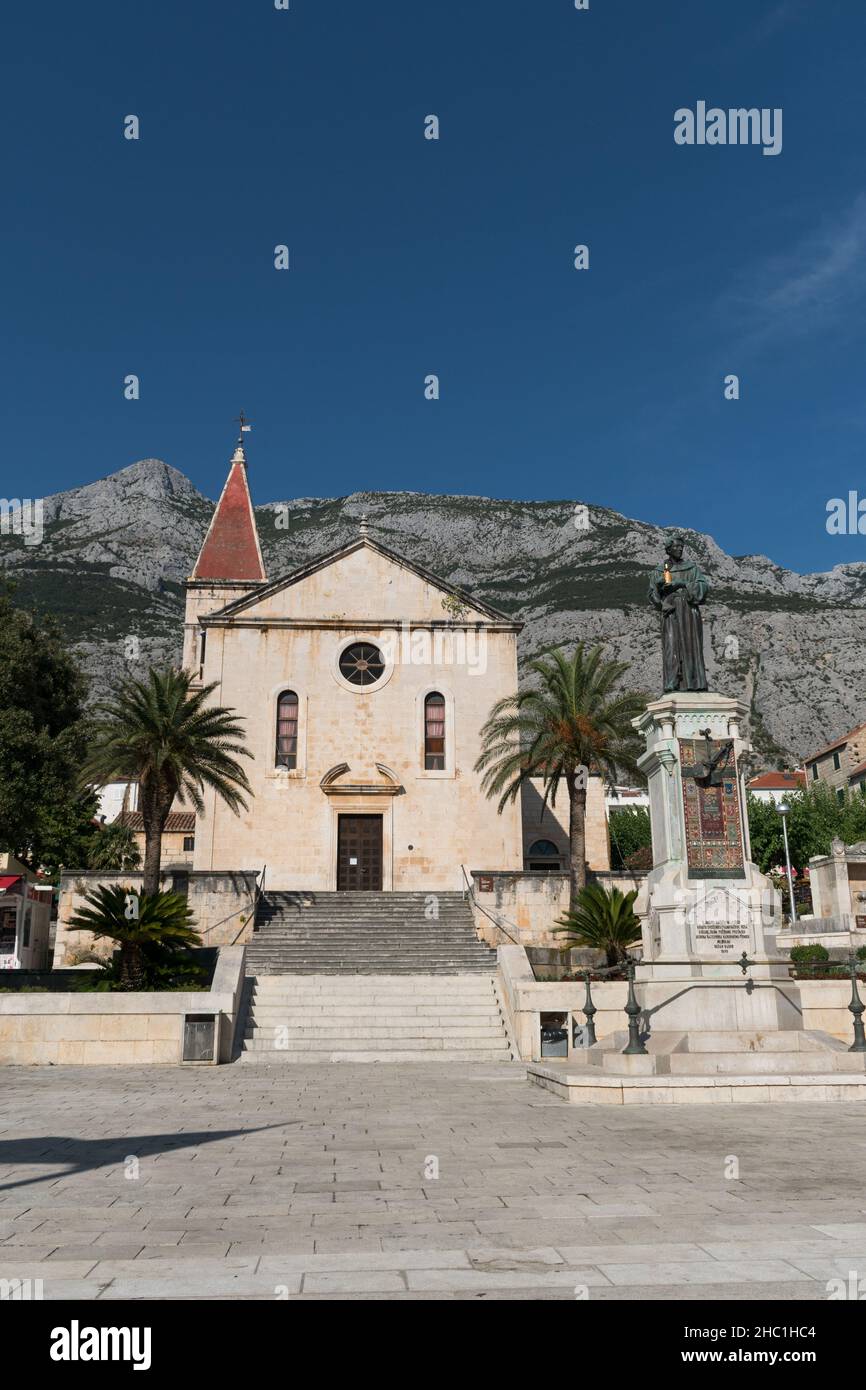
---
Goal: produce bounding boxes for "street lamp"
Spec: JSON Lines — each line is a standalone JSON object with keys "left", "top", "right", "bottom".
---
{"left": 777, "top": 801, "right": 797, "bottom": 925}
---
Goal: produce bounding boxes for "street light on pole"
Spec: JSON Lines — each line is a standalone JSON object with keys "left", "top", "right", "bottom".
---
{"left": 777, "top": 801, "right": 797, "bottom": 924}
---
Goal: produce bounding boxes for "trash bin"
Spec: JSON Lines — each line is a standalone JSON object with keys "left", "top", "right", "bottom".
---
{"left": 181, "top": 1012, "right": 222, "bottom": 1064}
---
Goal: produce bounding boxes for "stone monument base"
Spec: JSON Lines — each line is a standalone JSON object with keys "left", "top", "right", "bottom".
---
{"left": 527, "top": 1023, "right": 866, "bottom": 1104}
{"left": 526, "top": 1060, "right": 866, "bottom": 1106}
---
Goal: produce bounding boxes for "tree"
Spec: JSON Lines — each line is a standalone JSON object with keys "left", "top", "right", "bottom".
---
{"left": 86, "top": 821, "right": 142, "bottom": 872}
{"left": 475, "top": 644, "right": 645, "bottom": 910}
{"left": 747, "top": 786, "right": 866, "bottom": 875}
{"left": 81, "top": 668, "right": 252, "bottom": 894}
{"left": 552, "top": 883, "right": 642, "bottom": 967}
{"left": 608, "top": 806, "right": 652, "bottom": 870}
{"left": 69, "top": 884, "right": 201, "bottom": 990}
{"left": 0, "top": 586, "right": 98, "bottom": 873}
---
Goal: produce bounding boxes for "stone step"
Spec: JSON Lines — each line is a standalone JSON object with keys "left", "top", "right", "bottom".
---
{"left": 247, "top": 1004, "right": 499, "bottom": 1018}
{"left": 663, "top": 1052, "right": 866, "bottom": 1075}
{"left": 246, "top": 958, "right": 494, "bottom": 966}
{"left": 247, "top": 967, "right": 495, "bottom": 976}
{"left": 247, "top": 967, "right": 497, "bottom": 978}
{"left": 249, "top": 1001, "right": 499, "bottom": 1014}
{"left": 250, "top": 981, "right": 497, "bottom": 995}
{"left": 240, "top": 1048, "right": 516, "bottom": 1064}
{"left": 678, "top": 1031, "right": 844, "bottom": 1054}
{"left": 242, "top": 1034, "right": 511, "bottom": 1052}
{"left": 259, "top": 909, "right": 473, "bottom": 920}
{"left": 251, "top": 931, "right": 486, "bottom": 939}
{"left": 246, "top": 945, "right": 492, "bottom": 952}
{"left": 247, "top": 956, "right": 497, "bottom": 967}
{"left": 245, "top": 1023, "right": 507, "bottom": 1039}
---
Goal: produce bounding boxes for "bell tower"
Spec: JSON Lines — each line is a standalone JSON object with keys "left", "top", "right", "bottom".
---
{"left": 182, "top": 423, "right": 267, "bottom": 680}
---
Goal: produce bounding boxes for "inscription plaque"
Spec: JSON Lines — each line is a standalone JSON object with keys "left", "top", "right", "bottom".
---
{"left": 691, "top": 921, "right": 751, "bottom": 956}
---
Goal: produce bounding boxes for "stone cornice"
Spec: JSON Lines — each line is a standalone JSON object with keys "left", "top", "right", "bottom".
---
{"left": 199, "top": 616, "right": 522, "bottom": 632}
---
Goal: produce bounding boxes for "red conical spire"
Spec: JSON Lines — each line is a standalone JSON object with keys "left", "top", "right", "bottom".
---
{"left": 192, "top": 437, "right": 266, "bottom": 582}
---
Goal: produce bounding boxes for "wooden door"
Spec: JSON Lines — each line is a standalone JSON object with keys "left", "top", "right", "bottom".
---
{"left": 337, "top": 815, "right": 383, "bottom": 891}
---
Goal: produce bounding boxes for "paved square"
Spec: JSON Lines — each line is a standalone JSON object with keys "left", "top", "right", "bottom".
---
{"left": 1, "top": 1062, "right": 865, "bottom": 1299}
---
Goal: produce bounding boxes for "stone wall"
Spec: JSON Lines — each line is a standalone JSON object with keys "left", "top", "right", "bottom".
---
{"left": 470, "top": 868, "right": 648, "bottom": 948}
{"left": 0, "top": 946, "right": 246, "bottom": 1065}
{"left": 53, "top": 870, "right": 259, "bottom": 968}
{"left": 520, "top": 776, "right": 610, "bottom": 872}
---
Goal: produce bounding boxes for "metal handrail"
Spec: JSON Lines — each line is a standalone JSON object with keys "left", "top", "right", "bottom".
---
{"left": 459, "top": 865, "right": 522, "bottom": 948}
{"left": 573, "top": 949, "right": 866, "bottom": 1056}
{"left": 228, "top": 863, "right": 266, "bottom": 947}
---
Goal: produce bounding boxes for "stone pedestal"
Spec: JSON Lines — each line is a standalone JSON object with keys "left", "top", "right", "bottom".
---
{"left": 524, "top": 693, "right": 866, "bottom": 1101}
{"left": 633, "top": 692, "right": 796, "bottom": 1031}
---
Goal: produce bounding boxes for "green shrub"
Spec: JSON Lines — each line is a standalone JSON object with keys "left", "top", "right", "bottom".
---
{"left": 789, "top": 943, "right": 830, "bottom": 964}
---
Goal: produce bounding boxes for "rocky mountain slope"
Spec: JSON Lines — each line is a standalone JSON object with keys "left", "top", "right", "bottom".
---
{"left": 2, "top": 457, "right": 865, "bottom": 765}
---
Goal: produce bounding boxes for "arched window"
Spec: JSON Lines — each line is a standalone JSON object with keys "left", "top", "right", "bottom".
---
{"left": 275, "top": 691, "right": 299, "bottom": 769}
{"left": 527, "top": 839, "right": 561, "bottom": 872}
{"left": 424, "top": 692, "right": 446, "bottom": 770}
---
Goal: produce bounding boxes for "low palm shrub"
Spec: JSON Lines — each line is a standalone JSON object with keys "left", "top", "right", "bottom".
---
{"left": 69, "top": 885, "right": 202, "bottom": 990}
{"left": 552, "top": 883, "right": 642, "bottom": 967}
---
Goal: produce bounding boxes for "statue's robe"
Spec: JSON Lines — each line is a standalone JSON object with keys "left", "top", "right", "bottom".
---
{"left": 648, "top": 559, "right": 708, "bottom": 692}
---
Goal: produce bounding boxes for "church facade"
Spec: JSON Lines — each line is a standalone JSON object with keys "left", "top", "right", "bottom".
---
{"left": 182, "top": 442, "right": 526, "bottom": 891}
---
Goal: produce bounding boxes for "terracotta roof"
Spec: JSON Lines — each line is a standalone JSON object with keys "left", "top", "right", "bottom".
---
{"left": 191, "top": 447, "right": 266, "bottom": 583}
{"left": 805, "top": 721, "right": 866, "bottom": 764}
{"left": 117, "top": 812, "right": 196, "bottom": 833}
{"left": 848, "top": 761, "right": 866, "bottom": 781}
{"left": 747, "top": 771, "right": 806, "bottom": 791}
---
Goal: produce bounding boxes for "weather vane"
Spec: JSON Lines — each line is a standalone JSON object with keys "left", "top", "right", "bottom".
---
{"left": 234, "top": 410, "right": 252, "bottom": 443}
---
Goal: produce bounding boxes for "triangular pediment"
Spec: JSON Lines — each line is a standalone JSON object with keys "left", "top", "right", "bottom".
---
{"left": 202, "top": 538, "right": 518, "bottom": 627}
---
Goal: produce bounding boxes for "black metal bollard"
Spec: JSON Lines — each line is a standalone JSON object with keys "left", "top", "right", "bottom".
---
{"left": 847, "top": 954, "right": 866, "bottom": 1054}
{"left": 582, "top": 971, "right": 597, "bottom": 1047}
{"left": 622, "top": 958, "right": 647, "bottom": 1055}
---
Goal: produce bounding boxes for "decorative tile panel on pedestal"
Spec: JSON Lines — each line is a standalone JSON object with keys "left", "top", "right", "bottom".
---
{"left": 679, "top": 737, "right": 746, "bottom": 879}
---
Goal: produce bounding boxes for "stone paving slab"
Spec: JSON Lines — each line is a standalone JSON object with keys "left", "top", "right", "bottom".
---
{"left": 0, "top": 1062, "right": 864, "bottom": 1300}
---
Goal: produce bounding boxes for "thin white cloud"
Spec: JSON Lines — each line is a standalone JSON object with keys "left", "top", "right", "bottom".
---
{"left": 725, "top": 192, "right": 866, "bottom": 344}
{"left": 754, "top": 0, "right": 807, "bottom": 41}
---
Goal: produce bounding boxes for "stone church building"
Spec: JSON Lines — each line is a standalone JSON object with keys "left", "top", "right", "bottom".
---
{"left": 182, "top": 440, "right": 610, "bottom": 895}
{"left": 183, "top": 438, "right": 530, "bottom": 891}
{"left": 54, "top": 439, "right": 612, "bottom": 968}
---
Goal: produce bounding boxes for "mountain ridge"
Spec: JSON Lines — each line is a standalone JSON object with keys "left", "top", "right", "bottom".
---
{"left": 3, "top": 457, "right": 864, "bottom": 767}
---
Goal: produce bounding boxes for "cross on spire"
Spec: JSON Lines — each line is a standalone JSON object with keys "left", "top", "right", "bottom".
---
{"left": 234, "top": 410, "right": 252, "bottom": 443}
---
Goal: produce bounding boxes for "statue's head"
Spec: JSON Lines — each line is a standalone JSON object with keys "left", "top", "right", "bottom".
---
{"left": 665, "top": 533, "right": 685, "bottom": 561}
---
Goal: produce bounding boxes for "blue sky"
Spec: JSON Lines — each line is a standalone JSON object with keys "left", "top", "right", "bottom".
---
{"left": 2, "top": 0, "right": 864, "bottom": 573}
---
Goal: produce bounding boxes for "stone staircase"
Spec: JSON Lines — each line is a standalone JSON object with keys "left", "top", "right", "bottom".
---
{"left": 244, "top": 890, "right": 497, "bottom": 975}
{"left": 240, "top": 973, "right": 515, "bottom": 1062}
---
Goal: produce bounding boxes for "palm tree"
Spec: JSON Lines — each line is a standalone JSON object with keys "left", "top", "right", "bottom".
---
{"left": 475, "top": 644, "right": 645, "bottom": 910}
{"left": 69, "top": 884, "right": 201, "bottom": 989}
{"left": 82, "top": 668, "right": 252, "bottom": 894}
{"left": 552, "top": 882, "right": 642, "bottom": 967}
{"left": 87, "top": 821, "right": 142, "bottom": 872}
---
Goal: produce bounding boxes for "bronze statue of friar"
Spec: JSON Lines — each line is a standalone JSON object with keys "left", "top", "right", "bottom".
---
{"left": 648, "top": 533, "right": 709, "bottom": 692}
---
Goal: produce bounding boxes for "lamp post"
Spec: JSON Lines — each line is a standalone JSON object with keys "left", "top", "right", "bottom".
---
{"left": 777, "top": 801, "right": 797, "bottom": 925}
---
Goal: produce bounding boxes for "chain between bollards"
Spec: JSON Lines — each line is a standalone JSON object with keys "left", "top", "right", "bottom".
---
{"left": 622, "top": 957, "right": 647, "bottom": 1055}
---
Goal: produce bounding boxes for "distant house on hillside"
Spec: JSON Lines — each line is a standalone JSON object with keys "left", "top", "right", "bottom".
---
{"left": 747, "top": 770, "right": 806, "bottom": 805}
{"left": 804, "top": 722, "right": 866, "bottom": 802}
{"left": 116, "top": 810, "right": 196, "bottom": 870}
